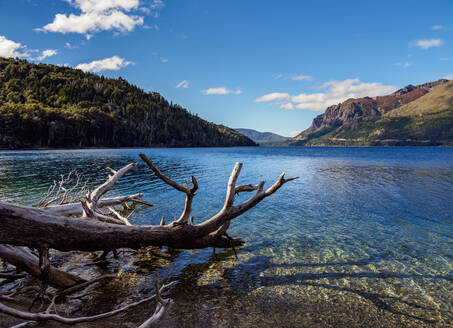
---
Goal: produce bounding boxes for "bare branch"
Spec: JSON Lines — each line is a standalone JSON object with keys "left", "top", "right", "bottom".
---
{"left": 235, "top": 184, "right": 259, "bottom": 195}
{"left": 9, "top": 321, "right": 38, "bottom": 328}
{"left": 139, "top": 154, "right": 188, "bottom": 193}
{"left": 0, "top": 281, "right": 176, "bottom": 325}
{"left": 108, "top": 207, "right": 132, "bottom": 226}
{"left": 45, "top": 193, "right": 151, "bottom": 217}
{"left": 140, "top": 153, "right": 198, "bottom": 224}
{"left": 81, "top": 163, "right": 139, "bottom": 223}
{"left": 223, "top": 162, "right": 242, "bottom": 209}
{"left": 57, "top": 274, "right": 117, "bottom": 296}
{"left": 90, "top": 163, "right": 139, "bottom": 205}
{"left": 232, "top": 173, "right": 299, "bottom": 217}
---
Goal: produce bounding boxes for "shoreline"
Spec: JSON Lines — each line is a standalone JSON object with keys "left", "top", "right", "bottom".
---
{"left": 1, "top": 144, "right": 452, "bottom": 151}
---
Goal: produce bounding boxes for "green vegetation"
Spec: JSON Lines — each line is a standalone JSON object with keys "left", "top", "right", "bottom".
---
{"left": 0, "top": 58, "right": 256, "bottom": 149}
{"left": 234, "top": 128, "right": 291, "bottom": 145}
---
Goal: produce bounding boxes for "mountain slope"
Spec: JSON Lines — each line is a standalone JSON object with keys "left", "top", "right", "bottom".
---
{"left": 291, "top": 79, "right": 452, "bottom": 146}
{"left": 0, "top": 58, "right": 256, "bottom": 149}
{"left": 235, "top": 128, "right": 291, "bottom": 145}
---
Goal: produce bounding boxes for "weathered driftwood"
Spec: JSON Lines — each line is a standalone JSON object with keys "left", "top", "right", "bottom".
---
{"left": 0, "top": 280, "right": 175, "bottom": 326}
{"left": 0, "top": 153, "right": 297, "bottom": 327}
{"left": 0, "top": 156, "right": 297, "bottom": 251}
{"left": 44, "top": 193, "right": 151, "bottom": 216}
{"left": 0, "top": 245, "right": 84, "bottom": 288}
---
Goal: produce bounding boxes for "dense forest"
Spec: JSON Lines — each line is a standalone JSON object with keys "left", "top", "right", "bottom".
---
{"left": 0, "top": 58, "right": 256, "bottom": 149}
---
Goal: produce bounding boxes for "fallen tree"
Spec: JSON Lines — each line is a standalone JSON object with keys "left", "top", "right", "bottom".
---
{"left": 0, "top": 153, "right": 297, "bottom": 327}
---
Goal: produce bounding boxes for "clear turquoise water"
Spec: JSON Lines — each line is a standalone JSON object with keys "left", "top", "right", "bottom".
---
{"left": 0, "top": 147, "right": 452, "bottom": 327}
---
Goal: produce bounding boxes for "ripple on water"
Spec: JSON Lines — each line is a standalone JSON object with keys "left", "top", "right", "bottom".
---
{"left": 0, "top": 147, "right": 452, "bottom": 327}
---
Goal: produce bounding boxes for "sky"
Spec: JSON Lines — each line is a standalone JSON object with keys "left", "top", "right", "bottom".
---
{"left": 0, "top": 0, "right": 452, "bottom": 137}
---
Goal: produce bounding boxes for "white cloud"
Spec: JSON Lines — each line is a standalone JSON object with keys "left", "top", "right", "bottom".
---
{"left": 291, "top": 75, "right": 313, "bottom": 81}
{"left": 176, "top": 80, "right": 188, "bottom": 88}
{"left": 65, "top": 42, "right": 79, "bottom": 49}
{"left": 201, "top": 87, "right": 242, "bottom": 95}
{"left": 280, "top": 103, "right": 295, "bottom": 110}
{"left": 443, "top": 74, "right": 453, "bottom": 80}
{"left": 0, "top": 36, "right": 29, "bottom": 58}
{"left": 160, "top": 57, "right": 168, "bottom": 63}
{"left": 0, "top": 36, "right": 60, "bottom": 62}
{"left": 256, "top": 78, "right": 397, "bottom": 111}
{"left": 440, "top": 57, "right": 452, "bottom": 61}
{"left": 288, "top": 131, "right": 300, "bottom": 137}
{"left": 432, "top": 25, "right": 445, "bottom": 30}
{"left": 412, "top": 39, "right": 444, "bottom": 50}
{"left": 273, "top": 73, "right": 313, "bottom": 81}
{"left": 255, "top": 92, "right": 290, "bottom": 102}
{"left": 75, "top": 55, "right": 132, "bottom": 72}
{"left": 394, "top": 61, "right": 413, "bottom": 68}
{"left": 37, "top": 49, "right": 58, "bottom": 61}
{"left": 37, "top": 0, "right": 163, "bottom": 38}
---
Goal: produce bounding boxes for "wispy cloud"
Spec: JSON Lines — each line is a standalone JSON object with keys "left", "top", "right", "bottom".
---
{"left": 201, "top": 87, "right": 242, "bottom": 95}
{"left": 291, "top": 75, "right": 313, "bottom": 81}
{"left": 37, "top": 0, "right": 164, "bottom": 39}
{"left": 273, "top": 73, "right": 313, "bottom": 81}
{"left": 412, "top": 38, "right": 444, "bottom": 50}
{"left": 440, "top": 57, "right": 453, "bottom": 61}
{"left": 444, "top": 74, "right": 453, "bottom": 80}
{"left": 394, "top": 61, "right": 413, "bottom": 68}
{"left": 75, "top": 56, "right": 132, "bottom": 72}
{"left": 255, "top": 92, "right": 290, "bottom": 102}
{"left": 0, "top": 35, "right": 30, "bottom": 58}
{"left": 160, "top": 57, "right": 168, "bottom": 63}
{"left": 65, "top": 42, "right": 79, "bottom": 49}
{"left": 432, "top": 25, "right": 445, "bottom": 30}
{"left": 255, "top": 78, "right": 397, "bottom": 111}
{"left": 176, "top": 80, "right": 188, "bottom": 88}
{"left": 288, "top": 131, "right": 300, "bottom": 137}
{"left": 280, "top": 103, "right": 295, "bottom": 110}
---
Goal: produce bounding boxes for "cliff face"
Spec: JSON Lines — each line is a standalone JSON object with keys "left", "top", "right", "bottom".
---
{"left": 292, "top": 79, "right": 450, "bottom": 145}
{"left": 0, "top": 58, "right": 256, "bottom": 149}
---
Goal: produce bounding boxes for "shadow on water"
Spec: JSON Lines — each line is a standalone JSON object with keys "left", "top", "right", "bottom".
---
{"left": 1, "top": 147, "right": 453, "bottom": 327}
{"left": 163, "top": 251, "right": 451, "bottom": 326}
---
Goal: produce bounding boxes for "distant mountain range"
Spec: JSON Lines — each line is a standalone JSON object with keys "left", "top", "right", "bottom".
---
{"left": 234, "top": 128, "right": 291, "bottom": 145}
{"left": 0, "top": 58, "right": 256, "bottom": 149}
{"left": 290, "top": 79, "right": 453, "bottom": 146}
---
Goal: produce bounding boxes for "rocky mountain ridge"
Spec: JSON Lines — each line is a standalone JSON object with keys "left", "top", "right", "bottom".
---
{"left": 292, "top": 79, "right": 451, "bottom": 145}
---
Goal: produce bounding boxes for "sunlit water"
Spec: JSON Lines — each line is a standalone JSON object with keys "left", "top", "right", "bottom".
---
{"left": 0, "top": 147, "right": 452, "bottom": 327}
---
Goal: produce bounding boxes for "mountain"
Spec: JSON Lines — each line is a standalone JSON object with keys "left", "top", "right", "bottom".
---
{"left": 235, "top": 128, "right": 291, "bottom": 145}
{"left": 0, "top": 58, "right": 256, "bottom": 149}
{"left": 291, "top": 79, "right": 453, "bottom": 146}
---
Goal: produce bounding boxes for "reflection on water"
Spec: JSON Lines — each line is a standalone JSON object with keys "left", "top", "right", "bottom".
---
{"left": 0, "top": 147, "right": 452, "bottom": 327}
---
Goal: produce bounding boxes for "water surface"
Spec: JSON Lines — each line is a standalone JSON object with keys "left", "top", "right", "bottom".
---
{"left": 0, "top": 147, "right": 452, "bottom": 327}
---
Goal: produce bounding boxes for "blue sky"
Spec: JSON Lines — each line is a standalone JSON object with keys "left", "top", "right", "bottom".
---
{"left": 0, "top": 0, "right": 452, "bottom": 136}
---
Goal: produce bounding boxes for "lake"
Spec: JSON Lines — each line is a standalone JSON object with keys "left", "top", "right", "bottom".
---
{"left": 0, "top": 147, "right": 452, "bottom": 327}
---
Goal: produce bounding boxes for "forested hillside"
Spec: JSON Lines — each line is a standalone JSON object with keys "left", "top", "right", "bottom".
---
{"left": 0, "top": 58, "right": 256, "bottom": 149}
{"left": 235, "top": 128, "right": 291, "bottom": 145}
